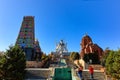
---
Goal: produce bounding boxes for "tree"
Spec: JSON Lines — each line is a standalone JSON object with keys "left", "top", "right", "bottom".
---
{"left": 41, "top": 53, "right": 46, "bottom": 60}
{"left": 111, "top": 50, "right": 120, "bottom": 79}
{"left": 70, "top": 52, "right": 74, "bottom": 61}
{"left": 70, "top": 52, "right": 80, "bottom": 61}
{"left": 0, "top": 52, "right": 4, "bottom": 60}
{"left": 105, "top": 51, "right": 115, "bottom": 76}
{"left": 40, "top": 53, "right": 51, "bottom": 68}
{"left": 0, "top": 45, "right": 26, "bottom": 80}
{"left": 105, "top": 50, "right": 120, "bottom": 79}
{"left": 101, "top": 48, "right": 110, "bottom": 67}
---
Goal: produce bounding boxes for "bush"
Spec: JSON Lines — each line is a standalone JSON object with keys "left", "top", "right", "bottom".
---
{"left": 105, "top": 50, "right": 120, "bottom": 79}
{"left": 101, "top": 48, "right": 110, "bottom": 67}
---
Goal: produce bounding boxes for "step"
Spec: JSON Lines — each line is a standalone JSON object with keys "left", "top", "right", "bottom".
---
{"left": 82, "top": 71, "right": 105, "bottom": 80}
{"left": 25, "top": 68, "right": 51, "bottom": 79}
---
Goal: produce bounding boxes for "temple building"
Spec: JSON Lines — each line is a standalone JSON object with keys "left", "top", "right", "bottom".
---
{"left": 16, "top": 16, "right": 43, "bottom": 61}
{"left": 80, "top": 34, "right": 103, "bottom": 64}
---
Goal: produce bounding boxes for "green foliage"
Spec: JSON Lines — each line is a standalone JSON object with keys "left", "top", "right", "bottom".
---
{"left": 0, "top": 52, "right": 4, "bottom": 58}
{"left": 105, "top": 51, "right": 115, "bottom": 75}
{"left": 41, "top": 53, "right": 48, "bottom": 60}
{"left": 70, "top": 52, "right": 80, "bottom": 61}
{"left": 0, "top": 45, "right": 26, "bottom": 80}
{"left": 70, "top": 52, "right": 74, "bottom": 61}
{"left": 41, "top": 54, "right": 51, "bottom": 68}
{"left": 101, "top": 49, "right": 110, "bottom": 67}
{"left": 105, "top": 50, "right": 120, "bottom": 79}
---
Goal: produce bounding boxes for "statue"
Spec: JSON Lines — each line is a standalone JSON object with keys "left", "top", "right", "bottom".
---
{"left": 56, "top": 40, "right": 68, "bottom": 53}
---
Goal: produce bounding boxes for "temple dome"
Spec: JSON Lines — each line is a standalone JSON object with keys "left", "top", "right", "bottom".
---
{"left": 81, "top": 35, "right": 93, "bottom": 49}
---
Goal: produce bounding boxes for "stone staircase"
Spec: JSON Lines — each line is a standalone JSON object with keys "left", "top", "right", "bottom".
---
{"left": 25, "top": 68, "right": 52, "bottom": 80}
{"left": 83, "top": 70, "right": 105, "bottom": 80}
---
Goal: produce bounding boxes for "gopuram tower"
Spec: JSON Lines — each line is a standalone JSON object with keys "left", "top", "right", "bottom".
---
{"left": 16, "top": 16, "right": 43, "bottom": 61}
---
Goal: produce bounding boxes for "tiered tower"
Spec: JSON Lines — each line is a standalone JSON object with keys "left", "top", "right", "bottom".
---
{"left": 16, "top": 16, "right": 42, "bottom": 60}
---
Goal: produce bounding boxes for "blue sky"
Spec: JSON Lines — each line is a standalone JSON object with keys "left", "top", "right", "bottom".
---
{"left": 0, "top": 0, "right": 120, "bottom": 54}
